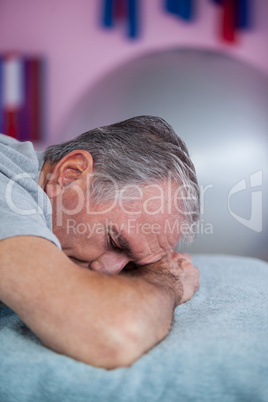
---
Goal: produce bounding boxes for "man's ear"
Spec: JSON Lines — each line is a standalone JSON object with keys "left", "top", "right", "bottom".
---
{"left": 45, "top": 150, "right": 93, "bottom": 199}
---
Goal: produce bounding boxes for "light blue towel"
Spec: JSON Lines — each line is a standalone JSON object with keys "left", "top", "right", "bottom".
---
{"left": 1, "top": 255, "right": 268, "bottom": 402}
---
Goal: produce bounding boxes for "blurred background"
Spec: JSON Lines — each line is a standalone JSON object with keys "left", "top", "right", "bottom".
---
{"left": 0, "top": 0, "right": 267, "bottom": 260}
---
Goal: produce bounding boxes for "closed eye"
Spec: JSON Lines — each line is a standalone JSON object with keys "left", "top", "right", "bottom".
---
{"left": 108, "top": 227, "right": 133, "bottom": 258}
{"left": 108, "top": 235, "right": 123, "bottom": 253}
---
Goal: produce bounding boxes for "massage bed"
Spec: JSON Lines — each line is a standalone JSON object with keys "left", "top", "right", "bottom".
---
{"left": 1, "top": 254, "right": 267, "bottom": 402}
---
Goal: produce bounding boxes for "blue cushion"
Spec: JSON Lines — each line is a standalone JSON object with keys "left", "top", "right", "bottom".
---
{"left": 0, "top": 255, "right": 268, "bottom": 402}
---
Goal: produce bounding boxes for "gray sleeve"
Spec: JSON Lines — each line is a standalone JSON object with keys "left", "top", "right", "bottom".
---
{"left": 0, "top": 173, "right": 61, "bottom": 249}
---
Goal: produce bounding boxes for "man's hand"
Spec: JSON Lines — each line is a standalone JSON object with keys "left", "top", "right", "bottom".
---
{"left": 122, "top": 252, "right": 200, "bottom": 307}
{"left": 0, "top": 237, "right": 199, "bottom": 369}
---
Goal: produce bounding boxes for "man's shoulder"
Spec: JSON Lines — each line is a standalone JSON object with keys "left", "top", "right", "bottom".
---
{"left": 0, "top": 135, "right": 61, "bottom": 250}
{"left": 0, "top": 133, "right": 20, "bottom": 145}
{"left": 0, "top": 134, "right": 39, "bottom": 174}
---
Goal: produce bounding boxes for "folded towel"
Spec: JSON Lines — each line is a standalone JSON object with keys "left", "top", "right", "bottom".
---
{"left": 1, "top": 255, "right": 268, "bottom": 402}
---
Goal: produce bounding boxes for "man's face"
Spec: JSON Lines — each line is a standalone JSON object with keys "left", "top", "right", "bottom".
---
{"left": 51, "top": 180, "right": 182, "bottom": 274}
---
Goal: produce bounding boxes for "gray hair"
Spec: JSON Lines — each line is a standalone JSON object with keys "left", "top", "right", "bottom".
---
{"left": 44, "top": 115, "right": 200, "bottom": 243}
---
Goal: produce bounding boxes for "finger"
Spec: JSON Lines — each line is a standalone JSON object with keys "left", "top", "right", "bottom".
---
{"left": 181, "top": 253, "right": 192, "bottom": 262}
{"left": 172, "top": 253, "right": 192, "bottom": 264}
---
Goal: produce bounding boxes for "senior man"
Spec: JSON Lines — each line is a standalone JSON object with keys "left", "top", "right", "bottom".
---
{"left": 0, "top": 115, "right": 200, "bottom": 369}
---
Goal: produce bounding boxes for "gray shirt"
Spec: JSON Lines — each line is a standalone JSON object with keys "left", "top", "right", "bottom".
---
{"left": 0, "top": 134, "right": 61, "bottom": 248}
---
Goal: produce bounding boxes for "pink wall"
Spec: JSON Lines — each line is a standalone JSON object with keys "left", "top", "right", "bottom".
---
{"left": 0, "top": 0, "right": 267, "bottom": 143}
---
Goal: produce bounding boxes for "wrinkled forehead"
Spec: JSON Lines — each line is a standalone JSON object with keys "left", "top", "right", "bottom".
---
{"left": 111, "top": 179, "right": 183, "bottom": 234}
{"left": 107, "top": 194, "right": 182, "bottom": 265}
{"left": 113, "top": 212, "right": 181, "bottom": 265}
{"left": 135, "top": 209, "right": 181, "bottom": 247}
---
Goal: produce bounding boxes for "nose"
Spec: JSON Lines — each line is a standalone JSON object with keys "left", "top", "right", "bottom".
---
{"left": 89, "top": 252, "right": 129, "bottom": 275}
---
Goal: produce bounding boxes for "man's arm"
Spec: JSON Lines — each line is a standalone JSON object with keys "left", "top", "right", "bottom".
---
{"left": 0, "top": 236, "right": 199, "bottom": 369}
